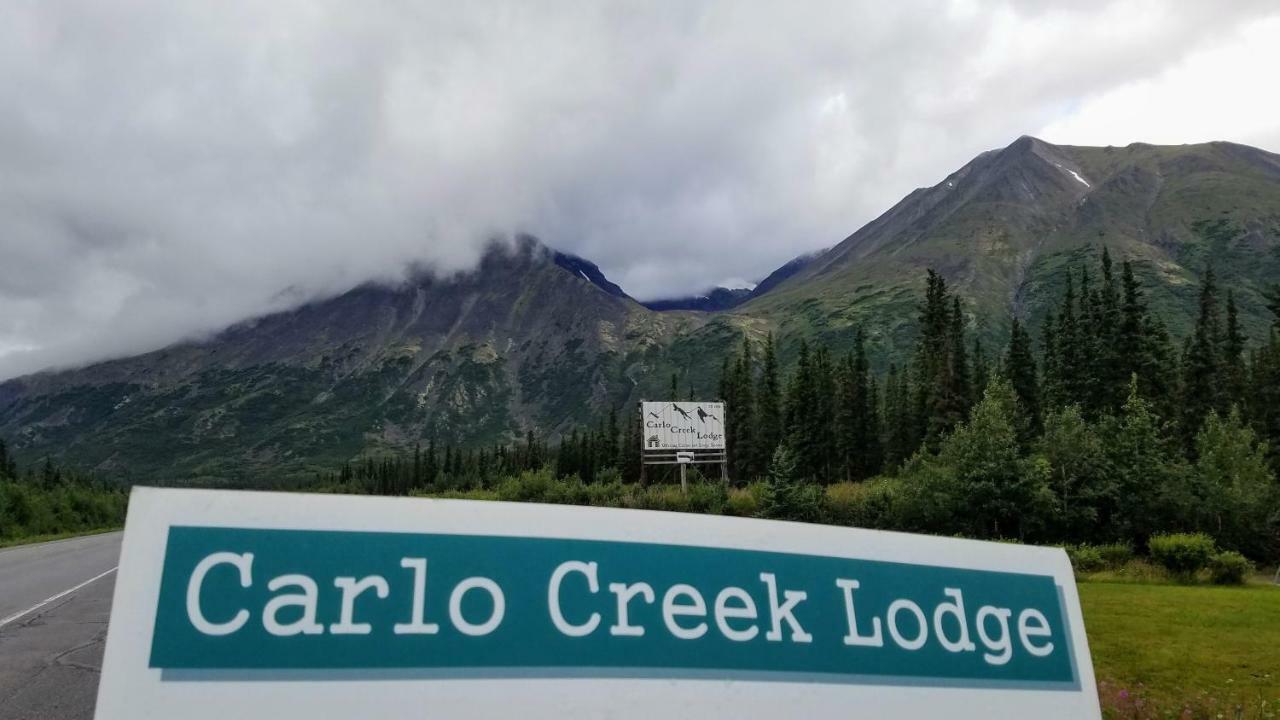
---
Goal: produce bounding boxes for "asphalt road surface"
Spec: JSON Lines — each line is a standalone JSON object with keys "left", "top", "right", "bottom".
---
{"left": 0, "top": 532, "right": 122, "bottom": 720}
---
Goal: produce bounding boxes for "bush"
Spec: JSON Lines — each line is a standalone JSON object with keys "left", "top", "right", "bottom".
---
{"left": 725, "top": 483, "right": 763, "bottom": 517}
{"left": 1096, "top": 542, "right": 1134, "bottom": 569}
{"left": 1207, "top": 550, "right": 1253, "bottom": 585}
{"left": 1065, "top": 544, "right": 1106, "bottom": 573}
{"left": 823, "top": 479, "right": 898, "bottom": 528}
{"left": 1148, "top": 532, "right": 1216, "bottom": 580}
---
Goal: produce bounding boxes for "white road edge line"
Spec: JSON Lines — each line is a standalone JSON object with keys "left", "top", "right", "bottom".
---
{"left": 0, "top": 565, "right": 118, "bottom": 629}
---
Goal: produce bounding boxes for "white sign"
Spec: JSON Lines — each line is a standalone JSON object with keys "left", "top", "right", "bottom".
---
{"left": 97, "top": 487, "right": 1100, "bottom": 719}
{"left": 642, "top": 401, "right": 726, "bottom": 450}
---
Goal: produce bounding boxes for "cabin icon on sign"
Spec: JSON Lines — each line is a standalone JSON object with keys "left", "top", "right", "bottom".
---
{"left": 647, "top": 435, "right": 660, "bottom": 448}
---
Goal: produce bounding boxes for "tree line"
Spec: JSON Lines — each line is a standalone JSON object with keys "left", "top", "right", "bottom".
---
{"left": 317, "top": 249, "right": 1277, "bottom": 559}
{"left": 0, "top": 438, "right": 128, "bottom": 542}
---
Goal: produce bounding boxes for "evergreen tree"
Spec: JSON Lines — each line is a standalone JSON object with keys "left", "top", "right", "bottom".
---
{"left": 1096, "top": 248, "right": 1126, "bottom": 412}
{"left": 1249, "top": 290, "right": 1280, "bottom": 471}
{"left": 1181, "top": 268, "right": 1226, "bottom": 450}
{"left": 913, "top": 270, "right": 967, "bottom": 447}
{"left": 1040, "top": 311, "right": 1062, "bottom": 409}
{"left": 1005, "top": 317, "right": 1042, "bottom": 446}
{"left": 759, "top": 443, "right": 821, "bottom": 522}
{"left": 784, "top": 339, "right": 823, "bottom": 479}
{"left": 1223, "top": 290, "right": 1247, "bottom": 410}
{"left": 622, "top": 405, "right": 643, "bottom": 483}
{"left": 557, "top": 429, "right": 580, "bottom": 479}
{"left": 883, "top": 363, "right": 914, "bottom": 470}
{"left": 604, "top": 407, "right": 620, "bottom": 469}
{"left": 865, "top": 375, "right": 884, "bottom": 476}
{"left": 812, "top": 346, "right": 837, "bottom": 481}
{"left": 972, "top": 336, "right": 990, "bottom": 402}
{"left": 833, "top": 329, "right": 876, "bottom": 482}
{"left": 726, "top": 337, "right": 757, "bottom": 482}
{"left": 0, "top": 438, "right": 11, "bottom": 480}
{"left": 1055, "top": 275, "right": 1087, "bottom": 412}
{"left": 755, "top": 334, "right": 783, "bottom": 470}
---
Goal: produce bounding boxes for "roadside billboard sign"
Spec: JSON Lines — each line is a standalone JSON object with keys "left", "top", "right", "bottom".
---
{"left": 642, "top": 401, "right": 725, "bottom": 450}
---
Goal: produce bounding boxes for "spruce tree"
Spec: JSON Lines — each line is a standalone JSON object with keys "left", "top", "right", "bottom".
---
{"left": 883, "top": 363, "right": 915, "bottom": 470}
{"left": 1097, "top": 248, "right": 1125, "bottom": 413}
{"left": 972, "top": 336, "right": 990, "bottom": 402}
{"left": 728, "top": 337, "right": 757, "bottom": 482}
{"left": 1005, "top": 317, "right": 1042, "bottom": 445}
{"left": 605, "top": 407, "right": 620, "bottom": 469}
{"left": 1181, "top": 268, "right": 1226, "bottom": 450}
{"left": 755, "top": 334, "right": 783, "bottom": 469}
{"left": 1055, "top": 275, "right": 1086, "bottom": 411}
{"left": 834, "top": 338, "right": 875, "bottom": 483}
{"left": 1040, "top": 311, "right": 1062, "bottom": 409}
{"left": 813, "top": 346, "right": 837, "bottom": 481}
{"left": 1223, "top": 290, "right": 1247, "bottom": 411}
{"left": 622, "top": 405, "right": 643, "bottom": 483}
{"left": 865, "top": 375, "right": 884, "bottom": 476}
{"left": 784, "top": 339, "right": 822, "bottom": 480}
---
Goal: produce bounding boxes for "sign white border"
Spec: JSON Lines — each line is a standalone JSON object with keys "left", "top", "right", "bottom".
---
{"left": 97, "top": 488, "right": 1100, "bottom": 719}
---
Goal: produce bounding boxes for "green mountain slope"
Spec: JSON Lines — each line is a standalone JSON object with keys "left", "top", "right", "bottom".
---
{"left": 740, "top": 136, "right": 1280, "bottom": 363}
{"left": 2, "top": 137, "right": 1278, "bottom": 482}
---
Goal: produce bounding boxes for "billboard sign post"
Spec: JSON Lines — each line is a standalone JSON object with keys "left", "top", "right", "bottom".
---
{"left": 640, "top": 401, "right": 727, "bottom": 488}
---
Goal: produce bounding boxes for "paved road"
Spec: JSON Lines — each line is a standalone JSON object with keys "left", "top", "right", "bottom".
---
{"left": 0, "top": 532, "right": 122, "bottom": 720}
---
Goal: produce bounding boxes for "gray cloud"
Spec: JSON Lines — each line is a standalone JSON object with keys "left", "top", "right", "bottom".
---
{"left": 2, "top": 0, "right": 1278, "bottom": 379}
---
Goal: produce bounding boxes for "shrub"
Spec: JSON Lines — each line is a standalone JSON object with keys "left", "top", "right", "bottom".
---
{"left": 759, "top": 445, "right": 823, "bottom": 522}
{"left": 1065, "top": 544, "right": 1105, "bottom": 573}
{"left": 823, "top": 479, "right": 897, "bottom": 528}
{"left": 725, "top": 483, "right": 763, "bottom": 517}
{"left": 1096, "top": 542, "right": 1134, "bottom": 569}
{"left": 1207, "top": 550, "right": 1253, "bottom": 585}
{"left": 1148, "top": 532, "right": 1216, "bottom": 579}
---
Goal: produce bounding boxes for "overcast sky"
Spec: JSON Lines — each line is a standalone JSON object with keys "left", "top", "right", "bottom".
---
{"left": 2, "top": 1, "right": 1279, "bottom": 380}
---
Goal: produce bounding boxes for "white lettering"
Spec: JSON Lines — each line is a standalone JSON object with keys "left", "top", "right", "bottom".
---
{"left": 329, "top": 576, "right": 389, "bottom": 635}
{"left": 933, "top": 588, "right": 977, "bottom": 653}
{"left": 976, "top": 605, "right": 1014, "bottom": 665}
{"left": 262, "top": 574, "right": 323, "bottom": 636}
{"left": 449, "top": 577, "right": 505, "bottom": 636}
{"left": 186, "top": 552, "right": 253, "bottom": 636}
{"left": 608, "top": 582, "right": 655, "bottom": 637}
{"left": 760, "top": 573, "right": 812, "bottom": 643}
{"left": 713, "top": 587, "right": 758, "bottom": 642}
{"left": 1018, "top": 608, "right": 1054, "bottom": 657}
{"left": 836, "top": 578, "right": 883, "bottom": 647}
{"left": 548, "top": 561, "right": 601, "bottom": 637}
{"left": 662, "top": 584, "right": 708, "bottom": 640}
{"left": 393, "top": 558, "right": 439, "bottom": 635}
{"left": 887, "top": 599, "right": 928, "bottom": 650}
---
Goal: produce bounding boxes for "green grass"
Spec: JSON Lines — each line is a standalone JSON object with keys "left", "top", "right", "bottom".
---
{"left": 0, "top": 526, "right": 121, "bottom": 550}
{"left": 1080, "top": 580, "right": 1280, "bottom": 716}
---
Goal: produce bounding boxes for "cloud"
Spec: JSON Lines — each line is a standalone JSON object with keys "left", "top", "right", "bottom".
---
{"left": 0, "top": 0, "right": 1277, "bottom": 379}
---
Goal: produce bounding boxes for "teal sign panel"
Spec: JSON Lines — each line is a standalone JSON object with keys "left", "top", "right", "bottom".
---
{"left": 151, "top": 526, "right": 1077, "bottom": 688}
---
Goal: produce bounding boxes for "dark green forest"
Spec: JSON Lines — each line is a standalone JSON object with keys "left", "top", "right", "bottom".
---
{"left": 0, "top": 439, "right": 128, "bottom": 542}
{"left": 306, "top": 250, "right": 1279, "bottom": 562}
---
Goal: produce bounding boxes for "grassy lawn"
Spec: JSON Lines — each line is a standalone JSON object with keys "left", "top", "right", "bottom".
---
{"left": 1080, "top": 580, "right": 1280, "bottom": 717}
